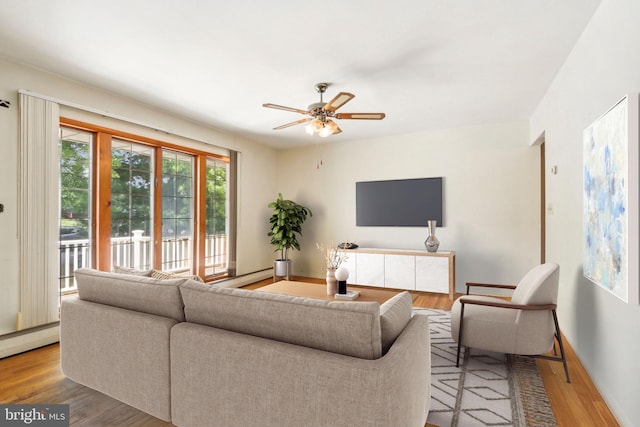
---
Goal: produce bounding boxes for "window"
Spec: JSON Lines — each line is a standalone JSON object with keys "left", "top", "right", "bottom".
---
{"left": 59, "top": 128, "right": 93, "bottom": 293}
{"left": 161, "top": 150, "right": 194, "bottom": 272}
{"left": 205, "top": 158, "right": 228, "bottom": 276}
{"left": 111, "top": 140, "right": 155, "bottom": 270}
{"left": 58, "top": 119, "right": 232, "bottom": 291}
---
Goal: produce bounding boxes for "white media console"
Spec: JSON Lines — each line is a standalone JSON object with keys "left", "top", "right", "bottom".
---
{"left": 341, "top": 248, "right": 456, "bottom": 299}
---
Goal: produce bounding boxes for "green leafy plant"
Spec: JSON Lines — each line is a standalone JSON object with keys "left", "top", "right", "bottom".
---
{"left": 268, "top": 193, "right": 312, "bottom": 260}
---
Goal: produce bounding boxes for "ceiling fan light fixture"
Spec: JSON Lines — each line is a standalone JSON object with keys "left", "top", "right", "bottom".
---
{"left": 318, "top": 125, "right": 332, "bottom": 138}
{"left": 318, "top": 120, "right": 340, "bottom": 138}
{"left": 305, "top": 119, "right": 322, "bottom": 135}
{"left": 305, "top": 123, "right": 315, "bottom": 135}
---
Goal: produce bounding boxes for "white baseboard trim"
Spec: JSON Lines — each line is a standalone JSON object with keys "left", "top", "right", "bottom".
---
{"left": 214, "top": 269, "right": 272, "bottom": 288}
{"left": 0, "top": 324, "right": 60, "bottom": 359}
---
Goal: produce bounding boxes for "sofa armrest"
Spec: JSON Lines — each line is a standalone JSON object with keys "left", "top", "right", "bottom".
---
{"left": 171, "top": 314, "right": 431, "bottom": 427}
{"left": 459, "top": 297, "right": 557, "bottom": 311}
{"left": 60, "top": 297, "right": 177, "bottom": 422}
{"left": 465, "top": 282, "right": 516, "bottom": 294}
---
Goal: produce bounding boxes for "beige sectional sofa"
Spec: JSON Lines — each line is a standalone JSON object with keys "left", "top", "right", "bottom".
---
{"left": 60, "top": 268, "right": 431, "bottom": 427}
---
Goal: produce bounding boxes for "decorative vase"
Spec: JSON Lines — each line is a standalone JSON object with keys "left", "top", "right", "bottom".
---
{"left": 326, "top": 268, "right": 338, "bottom": 295}
{"left": 424, "top": 220, "right": 440, "bottom": 252}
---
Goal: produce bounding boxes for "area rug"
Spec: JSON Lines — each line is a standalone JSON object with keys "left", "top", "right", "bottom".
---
{"left": 413, "top": 308, "right": 557, "bottom": 427}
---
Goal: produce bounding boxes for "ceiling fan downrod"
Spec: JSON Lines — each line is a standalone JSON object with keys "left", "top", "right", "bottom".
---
{"left": 308, "top": 82, "right": 329, "bottom": 115}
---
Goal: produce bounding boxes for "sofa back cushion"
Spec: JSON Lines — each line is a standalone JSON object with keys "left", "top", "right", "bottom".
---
{"left": 112, "top": 265, "right": 153, "bottom": 277}
{"left": 150, "top": 269, "right": 204, "bottom": 283}
{"left": 75, "top": 268, "right": 186, "bottom": 322}
{"left": 180, "top": 281, "right": 382, "bottom": 359}
{"left": 379, "top": 291, "right": 413, "bottom": 354}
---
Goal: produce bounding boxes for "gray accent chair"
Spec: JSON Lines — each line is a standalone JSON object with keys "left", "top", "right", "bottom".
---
{"left": 450, "top": 263, "right": 570, "bottom": 382}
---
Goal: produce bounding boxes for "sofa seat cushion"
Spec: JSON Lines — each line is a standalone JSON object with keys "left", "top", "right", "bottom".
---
{"left": 180, "top": 281, "right": 383, "bottom": 359}
{"left": 75, "top": 268, "right": 187, "bottom": 322}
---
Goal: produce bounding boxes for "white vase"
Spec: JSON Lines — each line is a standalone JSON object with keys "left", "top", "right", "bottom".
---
{"left": 326, "top": 268, "right": 337, "bottom": 295}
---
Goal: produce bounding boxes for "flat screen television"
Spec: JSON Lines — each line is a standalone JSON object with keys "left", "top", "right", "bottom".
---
{"left": 356, "top": 177, "right": 443, "bottom": 227}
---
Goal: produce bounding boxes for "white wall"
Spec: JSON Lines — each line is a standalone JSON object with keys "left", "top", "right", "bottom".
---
{"left": 275, "top": 121, "right": 540, "bottom": 292}
{"left": 0, "top": 57, "right": 277, "bottom": 336}
{"left": 530, "top": 0, "right": 640, "bottom": 424}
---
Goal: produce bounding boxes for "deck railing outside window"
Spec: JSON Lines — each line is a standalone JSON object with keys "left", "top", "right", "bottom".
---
{"left": 59, "top": 234, "right": 227, "bottom": 293}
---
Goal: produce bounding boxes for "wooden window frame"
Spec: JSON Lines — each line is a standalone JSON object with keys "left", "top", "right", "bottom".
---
{"left": 60, "top": 117, "right": 230, "bottom": 281}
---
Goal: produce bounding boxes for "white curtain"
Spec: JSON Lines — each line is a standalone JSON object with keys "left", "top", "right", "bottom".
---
{"left": 18, "top": 93, "right": 60, "bottom": 330}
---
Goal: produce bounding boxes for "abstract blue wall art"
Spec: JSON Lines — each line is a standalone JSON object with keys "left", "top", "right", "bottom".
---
{"left": 583, "top": 95, "right": 639, "bottom": 304}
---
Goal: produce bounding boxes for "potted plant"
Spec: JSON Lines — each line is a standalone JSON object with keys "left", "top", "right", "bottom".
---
{"left": 268, "top": 193, "right": 312, "bottom": 277}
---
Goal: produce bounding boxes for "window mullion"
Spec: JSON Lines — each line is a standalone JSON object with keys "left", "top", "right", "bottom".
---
{"left": 153, "top": 148, "right": 163, "bottom": 270}
{"left": 95, "top": 132, "right": 112, "bottom": 271}
{"left": 195, "top": 155, "right": 207, "bottom": 278}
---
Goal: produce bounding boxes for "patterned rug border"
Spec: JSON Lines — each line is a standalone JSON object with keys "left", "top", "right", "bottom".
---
{"left": 413, "top": 308, "right": 557, "bottom": 427}
{"left": 509, "top": 354, "right": 557, "bottom": 426}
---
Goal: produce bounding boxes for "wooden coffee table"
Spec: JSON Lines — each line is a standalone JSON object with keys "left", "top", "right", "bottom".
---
{"left": 256, "top": 280, "right": 402, "bottom": 305}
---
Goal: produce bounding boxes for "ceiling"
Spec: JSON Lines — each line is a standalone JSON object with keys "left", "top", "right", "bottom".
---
{"left": 0, "top": 0, "right": 601, "bottom": 149}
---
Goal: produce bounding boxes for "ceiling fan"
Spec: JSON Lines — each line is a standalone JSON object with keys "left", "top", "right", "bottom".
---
{"left": 263, "top": 82, "right": 386, "bottom": 137}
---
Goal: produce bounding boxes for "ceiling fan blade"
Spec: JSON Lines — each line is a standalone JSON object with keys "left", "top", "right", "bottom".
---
{"left": 273, "top": 118, "right": 312, "bottom": 130}
{"left": 323, "top": 92, "right": 355, "bottom": 112}
{"left": 263, "top": 103, "right": 309, "bottom": 115}
{"left": 334, "top": 112, "right": 386, "bottom": 120}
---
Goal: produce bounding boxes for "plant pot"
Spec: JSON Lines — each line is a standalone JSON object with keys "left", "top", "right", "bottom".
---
{"left": 274, "top": 259, "right": 292, "bottom": 278}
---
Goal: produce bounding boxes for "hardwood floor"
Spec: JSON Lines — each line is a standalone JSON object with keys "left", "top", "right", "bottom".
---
{"left": 0, "top": 277, "right": 618, "bottom": 426}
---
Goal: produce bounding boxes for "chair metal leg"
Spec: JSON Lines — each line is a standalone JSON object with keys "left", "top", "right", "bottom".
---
{"left": 552, "top": 310, "right": 571, "bottom": 383}
{"left": 456, "top": 303, "right": 465, "bottom": 367}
